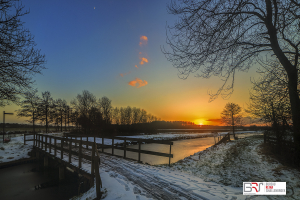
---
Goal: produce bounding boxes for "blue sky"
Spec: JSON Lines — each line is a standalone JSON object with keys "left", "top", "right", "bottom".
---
{"left": 1, "top": 0, "right": 259, "bottom": 124}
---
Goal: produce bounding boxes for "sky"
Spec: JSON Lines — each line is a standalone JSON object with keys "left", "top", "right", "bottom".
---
{"left": 1, "top": 0, "right": 260, "bottom": 125}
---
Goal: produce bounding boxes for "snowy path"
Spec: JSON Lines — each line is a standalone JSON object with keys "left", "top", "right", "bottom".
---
{"left": 100, "top": 154, "right": 244, "bottom": 200}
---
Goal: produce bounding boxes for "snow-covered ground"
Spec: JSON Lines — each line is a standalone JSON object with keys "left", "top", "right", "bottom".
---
{"left": 1, "top": 132, "right": 299, "bottom": 200}
{"left": 0, "top": 135, "right": 33, "bottom": 163}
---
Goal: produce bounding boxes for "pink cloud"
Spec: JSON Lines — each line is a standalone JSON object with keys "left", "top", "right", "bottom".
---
{"left": 128, "top": 77, "right": 148, "bottom": 88}
{"left": 139, "top": 35, "right": 148, "bottom": 46}
{"left": 135, "top": 65, "right": 138, "bottom": 69}
{"left": 139, "top": 57, "right": 148, "bottom": 65}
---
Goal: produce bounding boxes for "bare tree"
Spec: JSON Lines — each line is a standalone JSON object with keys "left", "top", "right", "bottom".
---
{"left": 247, "top": 60, "right": 293, "bottom": 141}
{"left": 71, "top": 90, "right": 97, "bottom": 133}
{"left": 0, "top": 0, "right": 45, "bottom": 106}
{"left": 16, "top": 89, "right": 40, "bottom": 133}
{"left": 37, "top": 91, "right": 53, "bottom": 133}
{"left": 163, "top": 0, "right": 300, "bottom": 143}
{"left": 221, "top": 103, "right": 242, "bottom": 138}
{"left": 99, "top": 96, "right": 112, "bottom": 124}
{"left": 112, "top": 107, "right": 120, "bottom": 125}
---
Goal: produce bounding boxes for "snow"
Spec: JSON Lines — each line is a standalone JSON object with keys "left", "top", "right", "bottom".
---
{"left": 1, "top": 132, "right": 299, "bottom": 200}
{"left": 0, "top": 135, "right": 33, "bottom": 163}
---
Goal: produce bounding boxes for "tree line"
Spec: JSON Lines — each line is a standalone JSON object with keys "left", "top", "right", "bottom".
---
{"left": 17, "top": 89, "right": 159, "bottom": 134}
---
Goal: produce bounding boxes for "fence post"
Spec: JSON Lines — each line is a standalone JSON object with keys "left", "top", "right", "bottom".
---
{"left": 86, "top": 136, "right": 89, "bottom": 150}
{"left": 49, "top": 136, "right": 52, "bottom": 154}
{"left": 41, "top": 135, "right": 43, "bottom": 149}
{"left": 69, "top": 138, "right": 72, "bottom": 163}
{"left": 95, "top": 156, "right": 101, "bottom": 199}
{"left": 45, "top": 135, "right": 48, "bottom": 152}
{"left": 24, "top": 134, "right": 26, "bottom": 145}
{"left": 54, "top": 137, "right": 57, "bottom": 157}
{"left": 79, "top": 140, "right": 82, "bottom": 169}
{"left": 61, "top": 138, "right": 64, "bottom": 160}
{"left": 138, "top": 141, "right": 141, "bottom": 163}
{"left": 124, "top": 139, "right": 126, "bottom": 158}
{"left": 102, "top": 137, "right": 104, "bottom": 152}
{"left": 169, "top": 144, "right": 172, "bottom": 166}
{"left": 91, "top": 143, "right": 95, "bottom": 175}
{"left": 264, "top": 132, "right": 266, "bottom": 143}
{"left": 112, "top": 137, "right": 114, "bottom": 156}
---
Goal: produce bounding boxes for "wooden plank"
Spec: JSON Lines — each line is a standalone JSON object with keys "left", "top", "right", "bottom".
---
{"left": 113, "top": 146, "right": 173, "bottom": 158}
{"left": 113, "top": 137, "right": 173, "bottom": 145}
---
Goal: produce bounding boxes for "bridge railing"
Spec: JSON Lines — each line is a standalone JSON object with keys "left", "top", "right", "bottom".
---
{"left": 64, "top": 133, "right": 173, "bottom": 166}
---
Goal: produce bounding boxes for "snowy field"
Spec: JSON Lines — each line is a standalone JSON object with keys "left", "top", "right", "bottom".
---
{"left": 1, "top": 133, "right": 299, "bottom": 200}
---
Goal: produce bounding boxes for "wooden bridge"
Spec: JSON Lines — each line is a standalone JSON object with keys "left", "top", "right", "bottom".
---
{"left": 24, "top": 133, "right": 102, "bottom": 199}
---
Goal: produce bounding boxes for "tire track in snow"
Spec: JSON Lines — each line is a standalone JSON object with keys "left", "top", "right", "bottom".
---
{"left": 100, "top": 155, "right": 215, "bottom": 200}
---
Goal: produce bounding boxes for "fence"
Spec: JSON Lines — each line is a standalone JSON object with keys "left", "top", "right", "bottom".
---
{"left": 64, "top": 134, "right": 174, "bottom": 166}
{"left": 264, "top": 132, "right": 300, "bottom": 166}
{"left": 214, "top": 133, "right": 230, "bottom": 145}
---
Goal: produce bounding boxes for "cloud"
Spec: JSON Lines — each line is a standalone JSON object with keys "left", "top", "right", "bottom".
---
{"left": 139, "top": 57, "right": 148, "bottom": 65}
{"left": 128, "top": 77, "right": 148, "bottom": 88}
{"left": 135, "top": 65, "right": 138, "bottom": 69}
{"left": 206, "top": 119, "right": 222, "bottom": 122}
{"left": 139, "top": 35, "right": 148, "bottom": 46}
{"left": 120, "top": 72, "right": 131, "bottom": 77}
{"left": 139, "top": 52, "right": 142, "bottom": 54}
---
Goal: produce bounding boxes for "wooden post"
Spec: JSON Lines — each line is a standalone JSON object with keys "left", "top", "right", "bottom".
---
{"left": 79, "top": 140, "right": 82, "bottom": 169}
{"left": 94, "top": 136, "right": 96, "bottom": 143}
{"left": 45, "top": 135, "right": 48, "bottom": 152}
{"left": 102, "top": 137, "right": 104, "bottom": 152}
{"left": 86, "top": 136, "right": 88, "bottom": 149}
{"left": 38, "top": 134, "right": 40, "bottom": 148}
{"left": 54, "top": 137, "right": 57, "bottom": 157}
{"left": 138, "top": 141, "right": 142, "bottom": 162}
{"left": 169, "top": 144, "right": 172, "bottom": 166}
{"left": 95, "top": 156, "right": 101, "bottom": 199}
{"left": 49, "top": 136, "right": 52, "bottom": 154}
{"left": 24, "top": 134, "right": 26, "bottom": 145}
{"left": 124, "top": 139, "right": 126, "bottom": 158}
{"left": 61, "top": 138, "right": 64, "bottom": 160}
{"left": 41, "top": 135, "right": 43, "bottom": 149}
{"left": 112, "top": 137, "right": 114, "bottom": 155}
{"left": 91, "top": 143, "right": 95, "bottom": 175}
{"left": 69, "top": 138, "right": 72, "bottom": 163}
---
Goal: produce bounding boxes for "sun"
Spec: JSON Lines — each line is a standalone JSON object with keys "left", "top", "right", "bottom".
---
{"left": 193, "top": 119, "right": 206, "bottom": 126}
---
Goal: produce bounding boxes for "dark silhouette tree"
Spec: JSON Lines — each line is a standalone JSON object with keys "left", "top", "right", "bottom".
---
{"left": 38, "top": 91, "right": 53, "bottom": 133}
{"left": 163, "top": 0, "right": 300, "bottom": 143}
{"left": 0, "top": 0, "right": 45, "bottom": 107}
{"left": 221, "top": 103, "right": 242, "bottom": 138}
{"left": 16, "top": 89, "right": 40, "bottom": 133}
{"left": 99, "top": 96, "right": 112, "bottom": 124}
{"left": 71, "top": 90, "right": 97, "bottom": 133}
